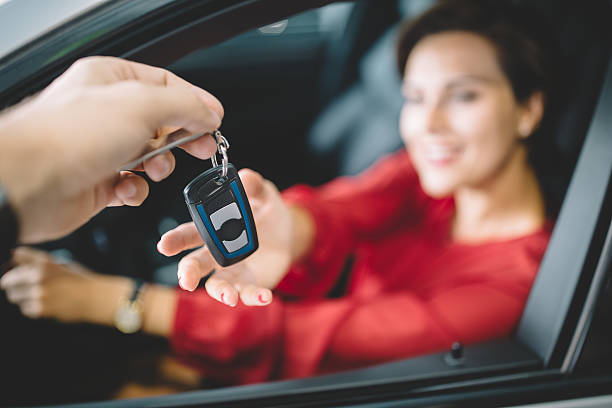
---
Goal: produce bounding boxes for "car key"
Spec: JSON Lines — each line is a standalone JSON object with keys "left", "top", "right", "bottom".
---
{"left": 119, "top": 128, "right": 209, "bottom": 171}
{"left": 183, "top": 131, "right": 258, "bottom": 267}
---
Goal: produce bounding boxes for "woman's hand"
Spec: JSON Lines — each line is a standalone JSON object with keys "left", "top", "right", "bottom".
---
{"left": 0, "top": 247, "right": 130, "bottom": 324}
{"left": 157, "top": 169, "right": 313, "bottom": 307}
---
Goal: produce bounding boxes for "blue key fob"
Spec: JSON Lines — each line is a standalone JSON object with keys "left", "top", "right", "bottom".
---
{"left": 184, "top": 163, "right": 258, "bottom": 266}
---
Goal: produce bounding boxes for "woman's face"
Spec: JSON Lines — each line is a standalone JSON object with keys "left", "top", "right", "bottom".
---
{"left": 400, "top": 30, "right": 531, "bottom": 198}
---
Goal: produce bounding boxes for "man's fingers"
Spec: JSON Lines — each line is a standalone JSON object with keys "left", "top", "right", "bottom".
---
{"left": 176, "top": 247, "right": 216, "bottom": 291}
{"left": 56, "top": 57, "right": 224, "bottom": 120}
{"left": 158, "top": 222, "right": 203, "bottom": 256}
{"left": 115, "top": 58, "right": 224, "bottom": 120}
{"left": 109, "top": 171, "right": 149, "bottom": 206}
{"left": 238, "top": 285, "right": 273, "bottom": 306}
{"left": 143, "top": 151, "right": 175, "bottom": 182}
{"left": 88, "top": 80, "right": 221, "bottom": 170}
{"left": 179, "top": 133, "right": 218, "bottom": 160}
{"left": 129, "top": 81, "right": 222, "bottom": 137}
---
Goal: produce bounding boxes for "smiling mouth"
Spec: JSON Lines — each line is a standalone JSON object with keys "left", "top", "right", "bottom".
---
{"left": 423, "top": 144, "right": 461, "bottom": 166}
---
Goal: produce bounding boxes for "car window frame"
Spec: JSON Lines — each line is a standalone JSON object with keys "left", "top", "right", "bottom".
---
{"left": 517, "top": 56, "right": 612, "bottom": 370}
{"left": 1, "top": 0, "right": 611, "bottom": 406}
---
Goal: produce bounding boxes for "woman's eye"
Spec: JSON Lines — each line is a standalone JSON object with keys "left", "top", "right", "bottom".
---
{"left": 452, "top": 91, "right": 478, "bottom": 102}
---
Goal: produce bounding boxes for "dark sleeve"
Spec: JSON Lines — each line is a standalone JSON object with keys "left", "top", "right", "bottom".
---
{"left": 0, "top": 186, "right": 18, "bottom": 270}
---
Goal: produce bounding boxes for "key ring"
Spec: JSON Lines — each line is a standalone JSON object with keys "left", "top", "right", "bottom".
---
{"left": 210, "top": 130, "right": 230, "bottom": 177}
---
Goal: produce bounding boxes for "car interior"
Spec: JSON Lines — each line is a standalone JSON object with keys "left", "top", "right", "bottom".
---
{"left": 0, "top": 0, "right": 611, "bottom": 406}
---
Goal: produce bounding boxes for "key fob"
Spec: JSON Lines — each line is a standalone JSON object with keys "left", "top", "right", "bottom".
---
{"left": 183, "top": 163, "right": 258, "bottom": 266}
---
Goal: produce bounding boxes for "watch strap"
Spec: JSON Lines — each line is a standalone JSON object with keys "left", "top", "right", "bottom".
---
{"left": 129, "top": 278, "right": 145, "bottom": 303}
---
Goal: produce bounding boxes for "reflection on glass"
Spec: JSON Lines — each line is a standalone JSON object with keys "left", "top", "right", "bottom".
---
{"left": 0, "top": 1, "right": 569, "bottom": 406}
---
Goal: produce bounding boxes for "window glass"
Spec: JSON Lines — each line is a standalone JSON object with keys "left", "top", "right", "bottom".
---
{"left": 1, "top": 0, "right": 574, "bottom": 406}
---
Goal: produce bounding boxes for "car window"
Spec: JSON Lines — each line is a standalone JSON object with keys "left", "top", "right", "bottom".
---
{"left": 1, "top": 1, "right": 610, "bottom": 407}
{"left": 0, "top": 0, "right": 108, "bottom": 58}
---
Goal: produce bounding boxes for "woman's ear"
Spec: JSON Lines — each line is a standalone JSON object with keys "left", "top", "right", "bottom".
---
{"left": 517, "top": 91, "right": 545, "bottom": 139}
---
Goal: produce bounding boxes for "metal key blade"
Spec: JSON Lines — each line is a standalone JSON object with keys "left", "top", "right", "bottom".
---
{"left": 118, "top": 129, "right": 207, "bottom": 171}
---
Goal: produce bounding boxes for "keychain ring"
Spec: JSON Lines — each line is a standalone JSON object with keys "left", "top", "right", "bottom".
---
{"left": 210, "top": 130, "right": 230, "bottom": 177}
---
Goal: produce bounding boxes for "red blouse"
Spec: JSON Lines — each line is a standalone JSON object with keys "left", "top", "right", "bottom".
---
{"left": 171, "top": 150, "right": 552, "bottom": 385}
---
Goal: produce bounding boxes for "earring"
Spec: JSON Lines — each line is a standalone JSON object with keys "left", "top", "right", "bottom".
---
{"left": 519, "top": 125, "right": 531, "bottom": 138}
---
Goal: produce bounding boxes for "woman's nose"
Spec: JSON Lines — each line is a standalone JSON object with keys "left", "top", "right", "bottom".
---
{"left": 424, "top": 103, "right": 446, "bottom": 134}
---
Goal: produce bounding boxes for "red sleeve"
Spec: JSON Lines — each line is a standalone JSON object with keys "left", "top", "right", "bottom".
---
{"left": 282, "top": 281, "right": 526, "bottom": 377}
{"left": 170, "top": 289, "right": 284, "bottom": 385}
{"left": 171, "top": 280, "right": 528, "bottom": 382}
{"left": 277, "top": 150, "right": 426, "bottom": 298}
{"left": 322, "top": 283, "right": 525, "bottom": 371}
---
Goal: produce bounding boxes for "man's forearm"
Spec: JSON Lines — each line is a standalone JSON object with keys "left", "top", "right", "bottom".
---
{"left": 0, "top": 106, "right": 55, "bottom": 239}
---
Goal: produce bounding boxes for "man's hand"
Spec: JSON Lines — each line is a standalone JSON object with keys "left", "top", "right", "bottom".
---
{"left": 0, "top": 56, "right": 224, "bottom": 243}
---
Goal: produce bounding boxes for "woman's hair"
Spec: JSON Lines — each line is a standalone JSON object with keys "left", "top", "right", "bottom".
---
{"left": 396, "top": 0, "right": 567, "bottom": 216}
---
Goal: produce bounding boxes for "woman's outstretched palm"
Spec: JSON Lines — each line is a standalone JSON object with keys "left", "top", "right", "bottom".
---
{"left": 157, "top": 169, "right": 293, "bottom": 306}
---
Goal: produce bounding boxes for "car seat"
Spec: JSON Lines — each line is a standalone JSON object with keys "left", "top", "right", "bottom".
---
{"left": 307, "top": 0, "right": 610, "bottom": 209}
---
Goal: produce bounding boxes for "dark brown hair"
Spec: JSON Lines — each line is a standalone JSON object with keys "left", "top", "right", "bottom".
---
{"left": 396, "top": 0, "right": 565, "bottom": 216}
{"left": 396, "top": 0, "right": 551, "bottom": 104}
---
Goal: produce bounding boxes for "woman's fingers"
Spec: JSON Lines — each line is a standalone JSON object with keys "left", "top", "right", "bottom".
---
{"left": 20, "top": 300, "right": 43, "bottom": 319}
{"left": 238, "top": 169, "right": 266, "bottom": 201}
{"left": 203, "top": 266, "right": 273, "bottom": 307}
{"left": 1, "top": 265, "right": 44, "bottom": 318}
{"left": 176, "top": 246, "right": 216, "bottom": 291}
{"left": 204, "top": 279, "right": 273, "bottom": 307}
{"left": 5, "top": 285, "right": 42, "bottom": 303}
{"left": 205, "top": 275, "right": 239, "bottom": 307}
{"left": 0, "top": 266, "right": 42, "bottom": 288}
{"left": 158, "top": 222, "right": 203, "bottom": 256}
{"left": 238, "top": 284, "right": 273, "bottom": 306}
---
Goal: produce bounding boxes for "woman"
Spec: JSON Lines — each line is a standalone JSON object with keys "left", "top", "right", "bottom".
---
{"left": 1, "top": 0, "right": 556, "bottom": 387}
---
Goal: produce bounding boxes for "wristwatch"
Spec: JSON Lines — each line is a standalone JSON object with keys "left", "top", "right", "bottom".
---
{"left": 0, "top": 184, "right": 18, "bottom": 269}
{"left": 113, "top": 279, "right": 145, "bottom": 334}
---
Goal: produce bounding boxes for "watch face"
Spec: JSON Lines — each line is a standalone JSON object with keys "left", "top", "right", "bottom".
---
{"left": 114, "top": 301, "right": 143, "bottom": 334}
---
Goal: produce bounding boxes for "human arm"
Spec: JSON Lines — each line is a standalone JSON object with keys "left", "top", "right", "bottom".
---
{"left": 0, "top": 56, "right": 224, "bottom": 245}
{"left": 168, "top": 277, "right": 529, "bottom": 383}
{"left": 0, "top": 247, "right": 176, "bottom": 337}
{"left": 1, "top": 247, "right": 530, "bottom": 383}
{"left": 158, "top": 150, "right": 422, "bottom": 305}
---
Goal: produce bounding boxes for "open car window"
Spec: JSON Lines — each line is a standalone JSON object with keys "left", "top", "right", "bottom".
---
{"left": 0, "top": 1, "right": 611, "bottom": 407}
